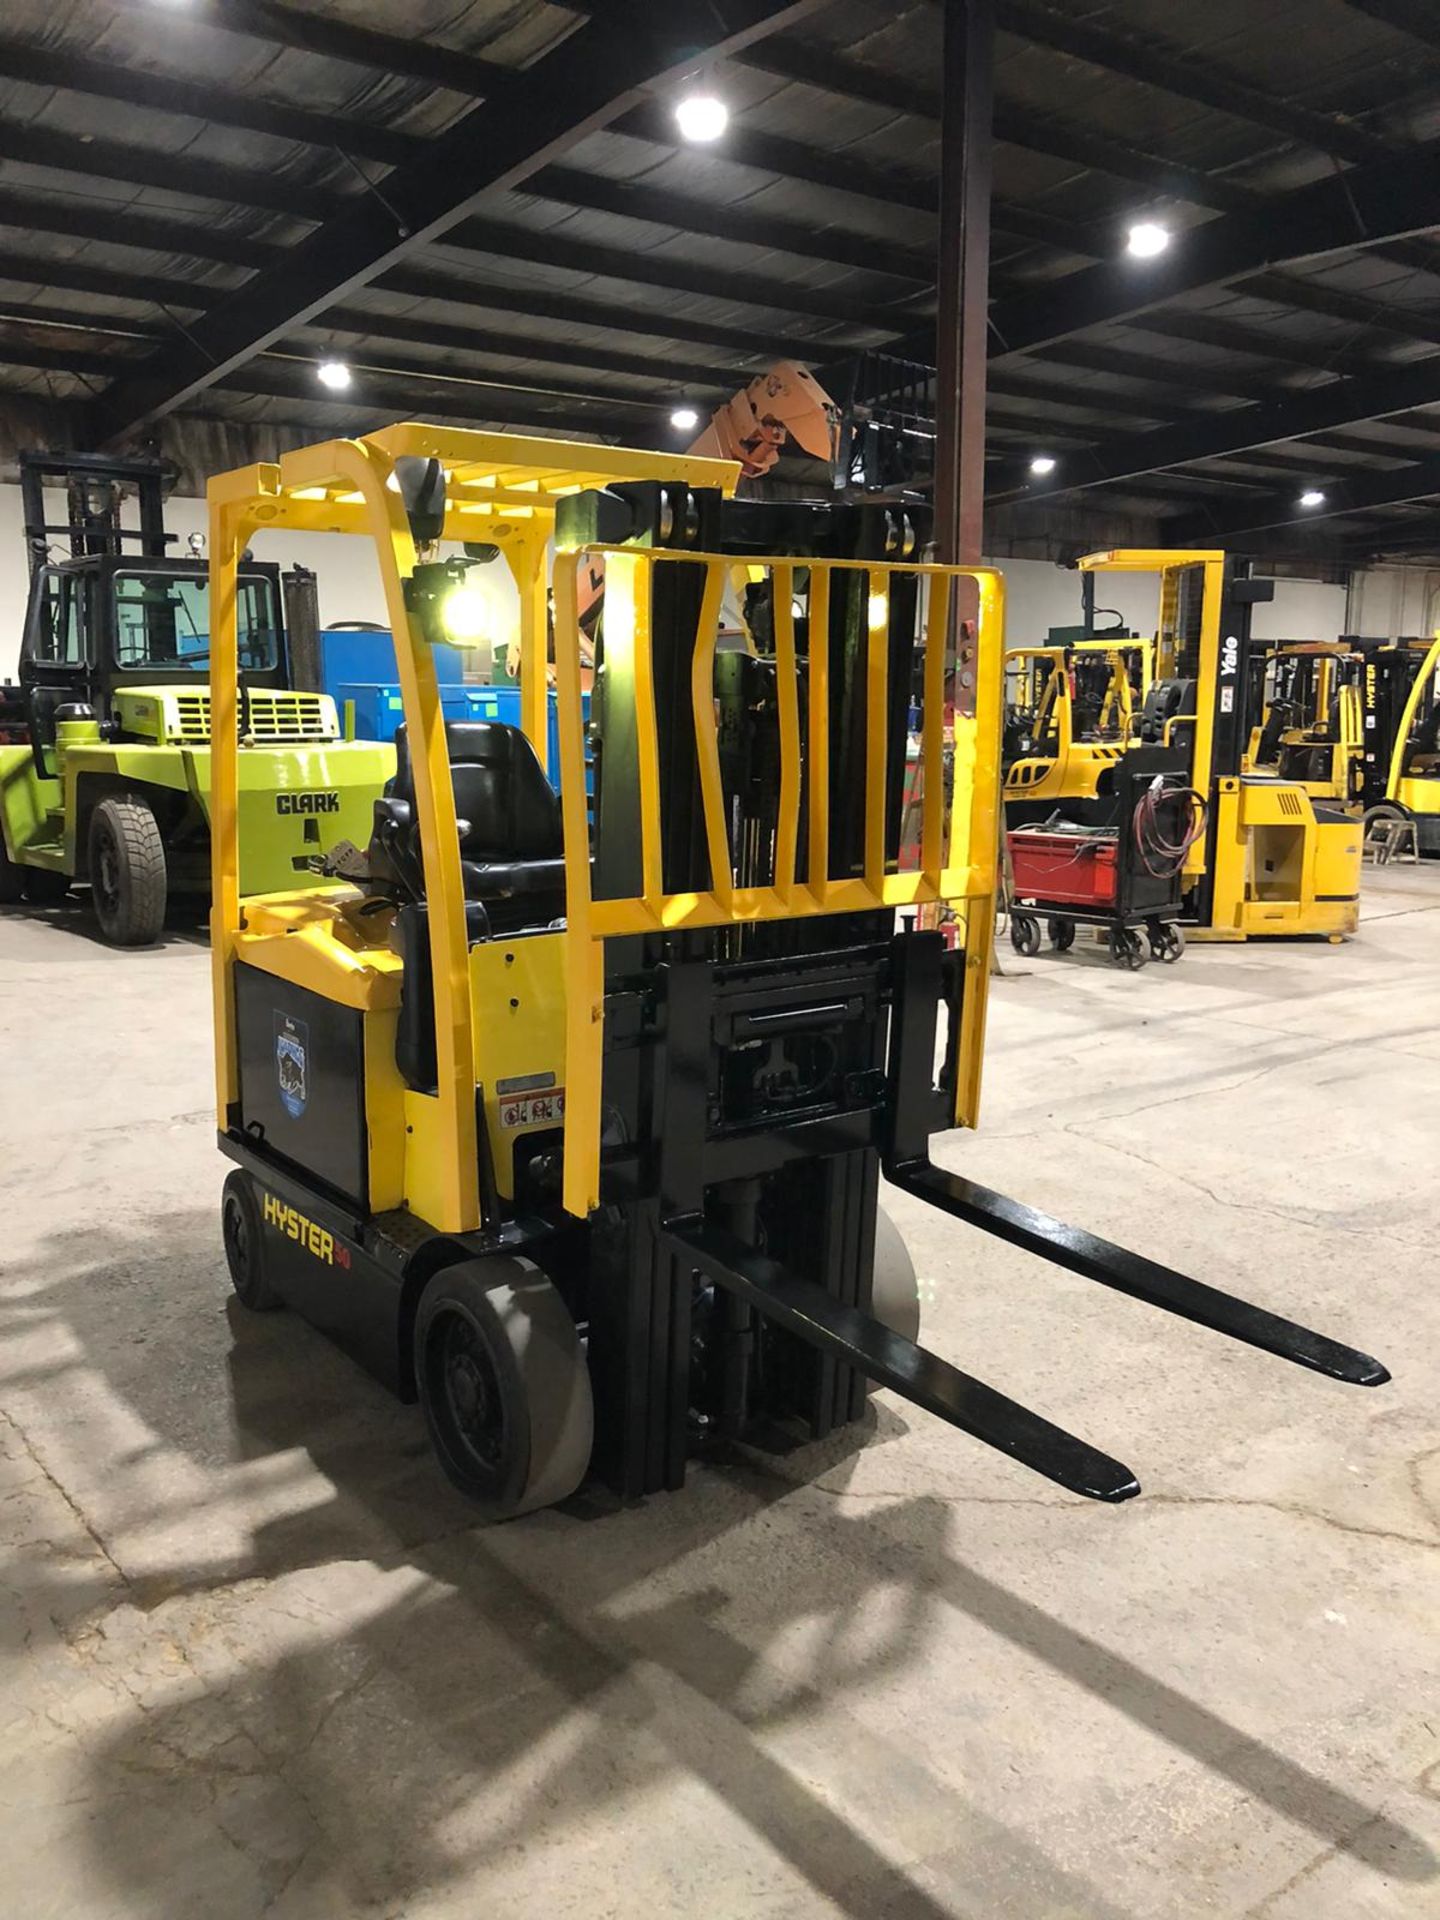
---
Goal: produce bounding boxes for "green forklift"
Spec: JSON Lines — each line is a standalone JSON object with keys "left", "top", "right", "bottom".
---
{"left": 0, "top": 452, "right": 392, "bottom": 944}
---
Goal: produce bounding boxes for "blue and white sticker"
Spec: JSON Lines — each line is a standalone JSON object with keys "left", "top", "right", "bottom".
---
{"left": 275, "top": 1013, "right": 309, "bottom": 1120}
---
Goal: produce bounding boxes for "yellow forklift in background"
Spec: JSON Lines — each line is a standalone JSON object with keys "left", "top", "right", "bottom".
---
{"left": 1002, "top": 576, "right": 1152, "bottom": 816}
{"left": 1242, "top": 640, "right": 1364, "bottom": 806}
{"left": 205, "top": 429, "right": 1384, "bottom": 1520}
{"left": 1351, "top": 633, "right": 1440, "bottom": 852}
{"left": 1083, "top": 550, "right": 1362, "bottom": 940}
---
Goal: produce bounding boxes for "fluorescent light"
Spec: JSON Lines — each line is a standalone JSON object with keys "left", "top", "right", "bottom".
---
{"left": 1126, "top": 222, "right": 1170, "bottom": 259}
{"left": 1299, "top": 489, "right": 1326, "bottom": 508}
{"left": 1029, "top": 455, "right": 1057, "bottom": 476}
{"left": 674, "top": 93, "right": 728, "bottom": 143}
{"left": 316, "top": 359, "right": 352, "bottom": 391}
{"left": 669, "top": 406, "right": 700, "bottom": 432}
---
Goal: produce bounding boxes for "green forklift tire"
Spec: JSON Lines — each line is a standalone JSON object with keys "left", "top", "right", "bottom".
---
{"left": 89, "top": 794, "right": 167, "bottom": 946}
{"left": 415, "top": 1257, "right": 593, "bottom": 1519}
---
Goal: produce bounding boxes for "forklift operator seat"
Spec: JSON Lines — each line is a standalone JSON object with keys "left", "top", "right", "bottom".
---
{"left": 1138, "top": 677, "right": 1197, "bottom": 755}
{"left": 369, "top": 719, "right": 567, "bottom": 933}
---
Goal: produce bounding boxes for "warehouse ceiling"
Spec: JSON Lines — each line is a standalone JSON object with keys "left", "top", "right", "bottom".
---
{"left": 2, "top": 0, "right": 1440, "bottom": 566}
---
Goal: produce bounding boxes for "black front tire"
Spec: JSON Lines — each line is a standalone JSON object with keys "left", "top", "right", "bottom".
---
{"left": 88, "top": 795, "right": 167, "bottom": 946}
{"left": 222, "top": 1171, "right": 283, "bottom": 1311}
{"left": 414, "top": 1257, "right": 593, "bottom": 1519}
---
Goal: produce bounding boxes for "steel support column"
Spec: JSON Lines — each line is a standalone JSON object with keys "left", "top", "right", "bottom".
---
{"left": 932, "top": 0, "right": 994, "bottom": 572}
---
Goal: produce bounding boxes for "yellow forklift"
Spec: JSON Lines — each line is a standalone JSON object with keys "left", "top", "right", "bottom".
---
{"left": 1242, "top": 640, "right": 1364, "bottom": 807}
{"left": 1083, "top": 550, "right": 1363, "bottom": 941}
{"left": 1351, "top": 633, "right": 1440, "bottom": 852}
{"left": 1003, "top": 583, "right": 1152, "bottom": 815}
{"left": 206, "top": 428, "right": 1384, "bottom": 1518}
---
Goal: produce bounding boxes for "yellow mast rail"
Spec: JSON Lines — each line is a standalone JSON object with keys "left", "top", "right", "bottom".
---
{"left": 550, "top": 544, "right": 1006, "bottom": 1216}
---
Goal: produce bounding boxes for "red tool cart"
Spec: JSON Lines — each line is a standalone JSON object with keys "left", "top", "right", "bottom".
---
{"left": 1006, "top": 753, "right": 1204, "bottom": 969}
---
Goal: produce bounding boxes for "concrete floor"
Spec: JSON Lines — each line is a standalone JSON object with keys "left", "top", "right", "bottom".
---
{"left": 2, "top": 871, "right": 1438, "bottom": 1920}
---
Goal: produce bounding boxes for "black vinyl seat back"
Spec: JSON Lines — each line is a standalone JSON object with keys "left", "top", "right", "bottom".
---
{"left": 368, "top": 719, "right": 567, "bottom": 933}
{"left": 1138, "top": 677, "right": 1197, "bottom": 759}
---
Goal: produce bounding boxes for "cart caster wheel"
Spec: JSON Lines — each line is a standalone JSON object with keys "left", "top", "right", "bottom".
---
{"left": 1108, "top": 927, "right": 1147, "bottom": 970}
{"left": 870, "top": 1206, "right": 920, "bottom": 1347}
{"left": 415, "top": 1256, "right": 593, "bottom": 1519}
{"left": 1010, "top": 913, "right": 1041, "bottom": 956}
{"left": 1150, "top": 924, "right": 1185, "bottom": 963}
{"left": 1047, "top": 917, "right": 1075, "bottom": 952}
{"left": 221, "top": 1170, "right": 283, "bottom": 1312}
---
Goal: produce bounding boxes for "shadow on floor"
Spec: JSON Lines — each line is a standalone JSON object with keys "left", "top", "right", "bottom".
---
{"left": 2, "top": 1208, "right": 1434, "bottom": 1917}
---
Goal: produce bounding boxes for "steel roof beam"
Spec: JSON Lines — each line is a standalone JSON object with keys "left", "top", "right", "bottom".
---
{"left": 612, "top": 99, "right": 1083, "bottom": 251}
{"left": 981, "top": 141, "right": 1440, "bottom": 358}
{"left": 736, "top": 35, "right": 1256, "bottom": 213}
{"left": 0, "top": 189, "right": 273, "bottom": 272}
{"left": 990, "top": 358, "right": 1440, "bottom": 501}
{"left": 522, "top": 165, "right": 935, "bottom": 281}
{"left": 372, "top": 265, "right": 821, "bottom": 360}
{"left": 1164, "top": 454, "right": 1440, "bottom": 542}
{"left": 300, "top": 309, "right": 736, "bottom": 393}
{"left": 445, "top": 216, "right": 908, "bottom": 329}
{"left": 0, "top": 248, "right": 223, "bottom": 312}
{"left": 89, "top": 0, "right": 833, "bottom": 441}
{"left": 995, "top": 0, "right": 1387, "bottom": 164}
{"left": 107, "top": 0, "right": 526, "bottom": 95}
{"left": 0, "top": 120, "right": 344, "bottom": 222}
{"left": 1342, "top": 0, "right": 1440, "bottom": 54}
{"left": 0, "top": 34, "right": 423, "bottom": 168}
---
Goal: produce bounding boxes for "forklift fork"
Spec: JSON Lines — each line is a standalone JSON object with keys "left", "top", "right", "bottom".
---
{"left": 884, "top": 1161, "right": 1388, "bottom": 1389}
{"left": 662, "top": 1217, "right": 1141, "bottom": 1502}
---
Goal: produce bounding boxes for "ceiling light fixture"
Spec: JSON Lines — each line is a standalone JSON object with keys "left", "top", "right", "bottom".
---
{"left": 1125, "top": 221, "right": 1170, "bottom": 259}
{"left": 1299, "top": 489, "right": 1327, "bottom": 508}
{"left": 316, "top": 359, "right": 352, "bottom": 391}
{"left": 1029, "top": 455, "right": 1057, "bottom": 476}
{"left": 674, "top": 93, "right": 728, "bottom": 143}
{"left": 669, "top": 405, "right": 700, "bottom": 432}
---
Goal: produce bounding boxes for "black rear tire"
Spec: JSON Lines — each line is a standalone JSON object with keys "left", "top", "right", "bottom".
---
{"left": 221, "top": 1170, "right": 283, "bottom": 1312}
{"left": 1047, "top": 917, "right": 1075, "bottom": 952}
{"left": 415, "top": 1257, "right": 593, "bottom": 1518}
{"left": 89, "top": 794, "right": 167, "bottom": 946}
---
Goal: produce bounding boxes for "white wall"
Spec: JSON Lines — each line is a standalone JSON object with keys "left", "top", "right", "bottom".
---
{"left": 1344, "top": 565, "right": 1440, "bottom": 638}
{"left": 0, "top": 479, "right": 1409, "bottom": 679}
{"left": 988, "top": 552, "right": 1349, "bottom": 647}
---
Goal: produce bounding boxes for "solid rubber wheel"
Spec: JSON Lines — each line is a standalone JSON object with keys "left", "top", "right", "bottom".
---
{"left": 1108, "top": 926, "right": 1147, "bottom": 970}
{"left": 89, "top": 795, "right": 167, "bottom": 946}
{"left": 1047, "top": 917, "right": 1075, "bottom": 952}
{"left": 414, "top": 1257, "right": 593, "bottom": 1519}
{"left": 1149, "top": 922, "right": 1185, "bottom": 963}
{"left": 221, "top": 1170, "right": 283, "bottom": 1311}
{"left": 1010, "top": 913, "right": 1041, "bottom": 956}
{"left": 0, "top": 836, "right": 25, "bottom": 905}
{"left": 22, "top": 867, "right": 71, "bottom": 905}
{"left": 870, "top": 1206, "right": 921, "bottom": 1347}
